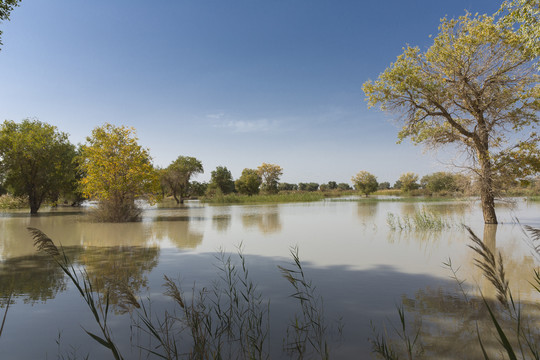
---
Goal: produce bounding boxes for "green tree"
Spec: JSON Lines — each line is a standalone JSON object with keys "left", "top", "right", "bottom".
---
{"left": 189, "top": 181, "right": 208, "bottom": 197}
{"left": 398, "top": 173, "right": 420, "bottom": 193}
{"left": 209, "top": 166, "right": 235, "bottom": 194}
{"left": 363, "top": 11, "right": 539, "bottom": 224}
{"left": 378, "top": 182, "right": 391, "bottom": 190}
{"left": 298, "top": 182, "right": 319, "bottom": 192}
{"left": 235, "top": 168, "right": 261, "bottom": 196}
{"left": 278, "top": 182, "right": 297, "bottom": 191}
{"left": 257, "top": 163, "right": 283, "bottom": 194}
{"left": 79, "top": 123, "right": 160, "bottom": 222}
{"left": 352, "top": 171, "right": 378, "bottom": 197}
{"left": 0, "top": 119, "right": 77, "bottom": 214}
{"left": 0, "top": 0, "right": 21, "bottom": 49}
{"left": 162, "top": 156, "right": 204, "bottom": 204}
{"left": 337, "top": 183, "right": 352, "bottom": 191}
{"left": 327, "top": 181, "right": 338, "bottom": 190}
{"left": 421, "top": 172, "right": 460, "bottom": 194}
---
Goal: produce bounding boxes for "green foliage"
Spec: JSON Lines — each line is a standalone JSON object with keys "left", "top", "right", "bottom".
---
{"left": 79, "top": 123, "right": 160, "bottom": 222}
{"left": 421, "top": 172, "right": 456, "bottom": 193}
{"left": 278, "top": 182, "right": 298, "bottom": 191}
{"left": 352, "top": 171, "right": 378, "bottom": 196}
{"left": 298, "top": 182, "right": 319, "bottom": 192}
{"left": 398, "top": 173, "right": 419, "bottom": 193}
{"left": 327, "top": 181, "right": 338, "bottom": 190}
{"left": 257, "top": 163, "right": 283, "bottom": 194}
{"left": 337, "top": 183, "right": 352, "bottom": 191}
{"left": 0, "top": 0, "right": 21, "bottom": 49}
{"left": 235, "top": 168, "right": 261, "bottom": 196}
{"left": 0, "top": 119, "right": 77, "bottom": 214}
{"left": 363, "top": 9, "right": 539, "bottom": 224}
{"left": 378, "top": 182, "right": 391, "bottom": 190}
{"left": 161, "top": 156, "right": 203, "bottom": 204}
{"left": 209, "top": 166, "right": 235, "bottom": 194}
{"left": 189, "top": 181, "right": 208, "bottom": 197}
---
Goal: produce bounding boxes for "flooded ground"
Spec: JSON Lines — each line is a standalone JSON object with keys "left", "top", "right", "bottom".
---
{"left": 1, "top": 197, "right": 539, "bottom": 359}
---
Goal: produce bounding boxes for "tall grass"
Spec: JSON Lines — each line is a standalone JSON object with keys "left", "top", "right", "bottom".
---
{"left": 278, "top": 246, "right": 335, "bottom": 359}
{"left": 30, "top": 228, "right": 336, "bottom": 359}
{"left": 29, "top": 227, "right": 126, "bottom": 359}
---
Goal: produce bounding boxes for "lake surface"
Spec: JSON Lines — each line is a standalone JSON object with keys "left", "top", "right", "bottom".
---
{"left": 1, "top": 197, "right": 540, "bottom": 359}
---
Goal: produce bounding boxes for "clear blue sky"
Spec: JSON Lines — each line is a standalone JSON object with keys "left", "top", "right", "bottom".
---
{"left": 0, "top": 0, "right": 501, "bottom": 184}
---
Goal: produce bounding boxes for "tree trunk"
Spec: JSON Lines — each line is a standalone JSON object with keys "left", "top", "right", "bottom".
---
{"left": 479, "top": 153, "right": 498, "bottom": 224}
{"left": 29, "top": 194, "right": 41, "bottom": 215}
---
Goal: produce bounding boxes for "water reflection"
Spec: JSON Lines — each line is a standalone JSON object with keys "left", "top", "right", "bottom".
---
{"left": 0, "top": 254, "right": 69, "bottom": 304}
{"left": 75, "top": 246, "right": 160, "bottom": 313}
{"left": 242, "top": 206, "right": 282, "bottom": 234}
{"left": 356, "top": 202, "right": 378, "bottom": 221}
{"left": 213, "top": 214, "right": 231, "bottom": 232}
{"left": 1, "top": 199, "right": 540, "bottom": 358}
{"left": 402, "top": 285, "right": 540, "bottom": 359}
{"left": 150, "top": 215, "right": 204, "bottom": 248}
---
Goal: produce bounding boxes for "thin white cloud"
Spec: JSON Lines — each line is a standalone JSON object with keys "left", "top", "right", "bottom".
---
{"left": 206, "top": 113, "right": 225, "bottom": 120}
{"left": 213, "top": 118, "right": 280, "bottom": 133}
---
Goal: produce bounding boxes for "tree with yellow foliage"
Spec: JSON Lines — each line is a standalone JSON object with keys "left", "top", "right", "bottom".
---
{"left": 257, "top": 163, "right": 283, "bottom": 194}
{"left": 363, "top": 10, "right": 539, "bottom": 224}
{"left": 79, "top": 123, "right": 160, "bottom": 222}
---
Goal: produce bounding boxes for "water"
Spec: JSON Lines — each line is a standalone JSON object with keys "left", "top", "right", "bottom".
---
{"left": 1, "top": 197, "right": 539, "bottom": 359}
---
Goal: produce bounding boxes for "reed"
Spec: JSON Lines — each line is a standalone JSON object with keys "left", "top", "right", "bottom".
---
{"left": 29, "top": 227, "right": 125, "bottom": 360}
{"left": 386, "top": 209, "right": 455, "bottom": 231}
{"left": 370, "top": 303, "right": 423, "bottom": 360}
{"left": 30, "top": 228, "right": 339, "bottom": 359}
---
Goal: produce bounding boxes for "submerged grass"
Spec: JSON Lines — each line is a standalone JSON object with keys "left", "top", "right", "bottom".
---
{"left": 386, "top": 209, "right": 457, "bottom": 231}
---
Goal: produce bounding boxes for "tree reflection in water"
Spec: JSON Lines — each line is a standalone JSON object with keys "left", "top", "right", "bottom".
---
{"left": 74, "top": 246, "right": 160, "bottom": 313}
{"left": 241, "top": 206, "right": 282, "bottom": 234}
{"left": 0, "top": 245, "right": 160, "bottom": 314}
{"left": 385, "top": 224, "right": 540, "bottom": 359}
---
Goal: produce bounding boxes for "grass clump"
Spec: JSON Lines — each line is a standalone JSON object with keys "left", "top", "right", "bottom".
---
{"left": 386, "top": 209, "right": 455, "bottom": 231}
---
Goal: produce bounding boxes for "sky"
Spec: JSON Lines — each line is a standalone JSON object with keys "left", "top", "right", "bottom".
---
{"left": 0, "top": 0, "right": 502, "bottom": 185}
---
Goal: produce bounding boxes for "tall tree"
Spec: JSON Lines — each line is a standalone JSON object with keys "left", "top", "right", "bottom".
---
{"left": 79, "top": 123, "right": 160, "bottom": 222}
{"left": 209, "top": 166, "right": 235, "bottom": 194}
{"left": 0, "top": 0, "right": 21, "bottom": 50}
{"left": 235, "top": 168, "right": 262, "bottom": 195}
{"left": 352, "top": 171, "right": 378, "bottom": 197}
{"left": 257, "top": 163, "right": 283, "bottom": 194}
{"left": 162, "top": 156, "right": 203, "bottom": 204}
{"left": 363, "top": 11, "right": 539, "bottom": 224}
{"left": 398, "top": 172, "right": 420, "bottom": 193}
{"left": 0, "top": 119, "right": 77, "bottom": 214}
